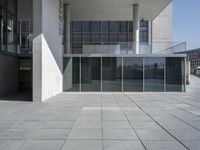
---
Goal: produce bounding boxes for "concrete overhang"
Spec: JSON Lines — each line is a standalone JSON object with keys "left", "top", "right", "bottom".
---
{"left": 64, "top": 0, "right": 172, "bottom": 21}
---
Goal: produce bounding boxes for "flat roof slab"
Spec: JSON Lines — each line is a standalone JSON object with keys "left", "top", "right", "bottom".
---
{"left": 64, "top": 0, "right": 172, "bottom": 20}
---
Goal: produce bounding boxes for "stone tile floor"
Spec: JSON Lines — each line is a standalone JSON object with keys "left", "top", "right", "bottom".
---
{"left": 0, "top": 76, "right": 200, "bottom": 150}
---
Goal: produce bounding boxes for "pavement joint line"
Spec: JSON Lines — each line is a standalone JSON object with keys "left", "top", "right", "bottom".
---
{"left": 165, "top": 94, "right": 200, "bottom": 110}
{"left": 101, "top": 93, "right": 105, "bottom": 150}
{"left": 113, "top": 93, "right": 147, "bottom": 150}
{"left": 59, "top": 105, "right": 82, "bottom": 150}
{"left": 124, "top": 93, "right": 191, "bottom": 150}
{"left": 169, "top": 112, "right": 200, "bottom": 133}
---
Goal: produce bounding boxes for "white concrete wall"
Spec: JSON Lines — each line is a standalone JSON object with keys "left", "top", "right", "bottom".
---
{"left": 33, "top": 0, "right": 63, "bottom": 102}
{"left": 0, "top": 54, "right": 18, "bottom": 95}
{"left": 152, "top": 1, "right": 173, "bottom": 53}
{"left": 18, "top": 0, "right": 33, "bottom": 20}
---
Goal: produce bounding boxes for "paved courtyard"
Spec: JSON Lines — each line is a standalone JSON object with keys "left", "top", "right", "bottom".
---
{"left": 0, "top": 76, "right": 200, "bottom": 150}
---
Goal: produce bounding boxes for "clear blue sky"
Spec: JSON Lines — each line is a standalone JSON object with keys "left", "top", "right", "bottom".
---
{"left": 174, "top": 0, "right": 200, "bottom": 50}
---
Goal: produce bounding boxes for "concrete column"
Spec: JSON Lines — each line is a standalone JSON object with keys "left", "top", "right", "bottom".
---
{"left": 33, "top": 0, "right": 63, "bottom": 102}
{"left": 64, "top": 4, "right": 70, "bottom": 54}
{"left": 133, "top": 4, "right": 140, "bottom": 54}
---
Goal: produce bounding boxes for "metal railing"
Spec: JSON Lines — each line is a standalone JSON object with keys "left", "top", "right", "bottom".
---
{"left": 17, "top": 20, "right": 33, "bottom": 55}
{"left": 68, "top": 42, "right": 186, "bottom": 55}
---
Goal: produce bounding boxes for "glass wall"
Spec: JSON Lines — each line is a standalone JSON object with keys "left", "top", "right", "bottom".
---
{"left": 102, "top": 57, "right": 122, "bottom": 91}
{"left": 123, "top": 58, "right": 143, "bottom": 91}
{"left": 144, "top": 58, "right": 165, "bottom": 92}
{"left": 70, "top": 21, "right": 149, "bottom": 54}
{"left": 0, "top": 0, "right": 17, "bottom": 53}
{"left": 81, "top": 57, "right": 101, "bottom": 91}
{"left": 63, "top": 57, "right": 185, "bottom": 92}
{"left": 63, "top": 57, "right": 80, "bottom": 91}
{"left": 166, "top": 57, "right": 185, "bottom": 92}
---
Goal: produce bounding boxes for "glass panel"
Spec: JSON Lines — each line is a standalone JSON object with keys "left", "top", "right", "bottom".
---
{"left": 70, "top": 21, "right": 74, "bottom": 32}
{"left": 91, "top": 21, "right": 100, "bottom": 32}
{"left": 144, "top": 57, "right": 165, "bottom": 91}
{"left": 0, "top": 0, "right": 6, "bottom": 51}
{"left": 119, "top": 33, "right": 127, "bottom": 42}
{"left": 74, "top": 33, "right": 82, "bottom": 43}
{"left": 140, "top": 21, "right": 148, "bottom": 43}
{"left": 74, "top": 21, "right": 83, "bottom": 32}
{"left": 123, "top": 58, "right": 143, "bottom": 91}
{"left": 7, "top": 14, "right": 16, "bottom": 53}
{"left": 101, "top": 33, "right": 109, "bottom": 43}
{"left": 110, "top": 33, "right": 118, "bottom": 43}
{"left": 110, "top": 21, "right": 119, "bottom": 32}
{"left": 166, "top": 57, "right": 185, "bottom": 92}
{"left": 83, "top": 21, "right": 90, "bottom": 32}
{"left": 128, "top": 21, "right": 133, "bottom": 32}
{"left": 81, "top": 57, "right": 101, "bottom": 91}
{"left": 83, "top": 33, "right": 91, "bottom": 43}
{"left": 120, "top": 21, "right": 128, "bottom": 32}
{"left": 63, "top": 57, "right": 80, "bottom": 91}
{"left": 102, "top": 21, "right": 109, "bottom": 32}
{"left": 102, "top": 57, "right": 122, "bottom": 91}
{"left": 92, "top": 33, "right": 100, "bottom": 43}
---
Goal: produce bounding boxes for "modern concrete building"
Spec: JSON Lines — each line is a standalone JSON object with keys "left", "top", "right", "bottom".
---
{"left": 0, "top": 0, "right": 187, "bottom": 102}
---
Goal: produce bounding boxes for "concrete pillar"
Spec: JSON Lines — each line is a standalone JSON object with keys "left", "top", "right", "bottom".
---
{"left": 64, "top": 4, "right": 70, "bottom": 54}
{"left": 133, "top": 4, "right": 140, "bottom": 54}
{"left": 33, "top": 0, "right": 63, "bottom": 102}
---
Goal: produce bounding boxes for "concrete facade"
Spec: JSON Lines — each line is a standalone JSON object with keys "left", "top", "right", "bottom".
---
{"left": 15, "top": 0, "right": 179, "bottom": 101}
{"left": 33, "top": 0, "right": 63, "bottom": 102}
{"left": 152, "top": 1, "right": 173, "bottom": 53}
{"left": 0, "top": 54, "right": 18, "bottom": 95}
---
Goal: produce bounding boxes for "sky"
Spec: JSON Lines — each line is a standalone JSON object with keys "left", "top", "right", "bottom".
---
{"left": 174, "top": 0, "right": 200, "bottom": 50}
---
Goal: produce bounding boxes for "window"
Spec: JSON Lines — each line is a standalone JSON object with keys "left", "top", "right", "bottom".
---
{"left": 0, "top": 0, "right": 17, "bottom": 53}
{"left": 102, "top": 21, "right": 109, "bottom": 32}
{"left": 166, "top": 58, "right": 185, "bottom": 92}
{"left": 74, "top": 21, "right": 83, "bottom": 32}
{"left": 70, "top": 21, "right": 149, "bottom": 54}
{"left": 140, "top": 21, "right": 148, "bottom": 43}
{"left": 63, "top": 57, "right": 80, "bottom": 91}
{"left": 81, "top": 57, "right": 101, "bottom": 91}
{"left": 102, "top": 57, "right": 122, "bottom": 91}
{"left": 123, "top": 58, "right": 143, "bottom": 91}
{"left": 144, "top": 57, "right": 165, "bottom": 92}
{"left": 91, "top": 21, "right": 100, "bottom": 32}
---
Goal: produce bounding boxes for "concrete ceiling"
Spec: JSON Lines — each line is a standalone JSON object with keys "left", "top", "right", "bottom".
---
{"left": 64, "top": 0, "right": 172, "bottom": 21}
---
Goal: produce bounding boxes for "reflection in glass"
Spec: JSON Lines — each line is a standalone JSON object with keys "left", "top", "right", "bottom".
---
{"left": 102, "top": 21, "right": 109, "bottom": 32}
{"left": 144, "top": 58, "right": 165, "bottom": 91}
{"left": 63, "top": 57, "right": 80, "bottom": 91}
{"left": 7, "top": 17, "right": 16, "bottom": 53}
{"left": 119, "top": 33, "right": 127, "bottom": 42}
{"left": 0, "top": 0, "right": 7, "bottom": 51}
{"left": 110, "top": 33, "right": 118, "bottom": 43}
{"left": 83, "top": 21, "right": 90, "bottom": 32}
{"left": 74, "top": 21, "right": 82, "bottom": 32}
{"left": 101, "top": 33, "right": 109, "bottom": 43}
{"left": 92, "top": 33, "right": 100, "bottom": 43}
{"left": 81, "top": 57, "right": 101, "bottom": 91}
{"left": 84, "top": 33, "right": 92, "bottom": 43}
{"left": 123, "top": 58, "right": 143, "bottom": 91}
{"left": 166, "top": 57, "right": 185, "bottom": 92}
{"left": 91, "top": 21, "right": 100, "bottom": 32}
{"left": 74, "top": 33, "right": 82, "bottom": 43}
{"left": 120, "top": 21, "right": 128, "bottom": 32}
{"left": 102, "top": 57, "right": 122, "bottom": 91}
{"left": 110, "top": 21, "right": 119, "bottom": 32}
{"left": 0, "top": 0, "right": 17, "bottom": 53}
